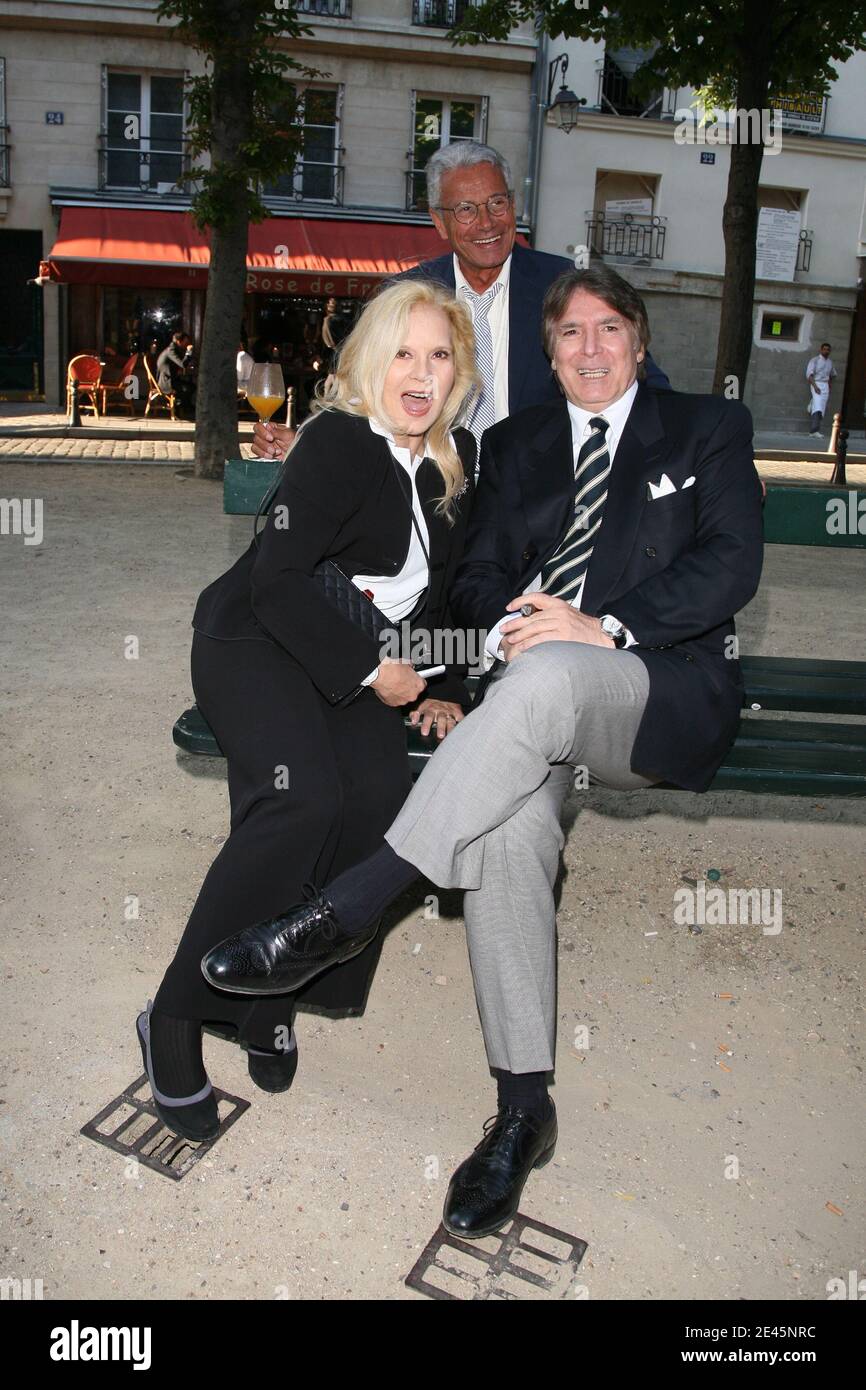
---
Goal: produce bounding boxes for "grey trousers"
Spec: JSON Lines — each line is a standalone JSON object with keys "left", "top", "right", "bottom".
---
{"left": 385, "top": 642, "right": 654, "bottom": 1073}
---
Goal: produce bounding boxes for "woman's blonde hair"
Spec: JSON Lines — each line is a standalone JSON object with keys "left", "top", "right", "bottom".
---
{"left": 310, "top": 278, "right": 479, "bottom": 516}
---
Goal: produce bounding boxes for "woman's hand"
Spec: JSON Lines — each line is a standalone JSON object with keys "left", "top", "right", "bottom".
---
{"left": 408, "top": 698, "right": 465, "bottom": 740}
{"left": 252, "top": 420, "right": 296, "bottom": 459}
{"left": 371, "top": 660, "right": 427, "bottom": 708}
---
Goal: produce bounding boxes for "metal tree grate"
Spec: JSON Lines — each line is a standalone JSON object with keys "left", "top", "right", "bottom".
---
{"left": 405, "top": 1214, "right": 588, "bottom": 1300}
{"left": 80, "top": 1074, "right": 250, "bottom": 1180}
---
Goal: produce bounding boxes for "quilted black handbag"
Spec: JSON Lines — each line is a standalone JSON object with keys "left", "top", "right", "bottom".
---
{"left": 253, "top": 432, "right": 430, "bottom": 644}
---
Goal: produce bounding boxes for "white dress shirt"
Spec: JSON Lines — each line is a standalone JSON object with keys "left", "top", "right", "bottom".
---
{"left": 484, "top": 379, "right": 640, "bottom": 664}
{"left": 454, "top": 252, "right": 511, "bottom": 424}
{"left": 354, "top": 416, "right": 433, "bottom": 686}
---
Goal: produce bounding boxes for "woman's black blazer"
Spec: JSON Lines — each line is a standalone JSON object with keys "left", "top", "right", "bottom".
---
{"left": 192, "top": 410, "right": 477, "bottom": 707}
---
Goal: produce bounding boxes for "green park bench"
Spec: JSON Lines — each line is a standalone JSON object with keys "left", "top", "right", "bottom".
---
{"left": 171, "top": 460, "right": 866, "bottom": 798}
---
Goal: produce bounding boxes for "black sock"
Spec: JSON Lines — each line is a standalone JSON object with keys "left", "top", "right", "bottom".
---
{"left": 326, "top": 842, "right": 420, "bottom": 935}
{"left": 495, "top": 1068, "right": 551, "bottom": 1121}
{"left": 148, "top": 1009, "right": 207, "bottom": 1097}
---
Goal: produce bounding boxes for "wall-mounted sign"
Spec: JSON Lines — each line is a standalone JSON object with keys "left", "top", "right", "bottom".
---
{"left": 604, "top": 197, "right": 653, "bottom": 219}
{"left": 700, "top": 151, "right": 716, "bottom": 164}
{"left": 770, "top": 92, "right": 826, "bottom": 134}
{"left": 755, "top": 207, "right": 801, "bottom": 282}
{"left": 45, "top": 112, "right": 64, "bottom": 125}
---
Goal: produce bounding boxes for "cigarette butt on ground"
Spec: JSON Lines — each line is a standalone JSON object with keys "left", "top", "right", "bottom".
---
{"left": 717, "top": 1060, "right": 732, "bottom": 1072}
{"left": 825, "top": 1202, "right": 843, "bottom": 1216}
{"left": 715, "top": 992, "right": 735, "bottom": 1000}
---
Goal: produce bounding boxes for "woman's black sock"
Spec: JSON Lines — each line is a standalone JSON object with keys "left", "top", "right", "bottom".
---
{"left": 326, "top": 842, "right": 420, "bottom": 935}
{"left": 149, "top": 1009, "right": 208, "bottom": 1097}
{"left": 495, "top": 1068, "right": 551, "bottom": 1121}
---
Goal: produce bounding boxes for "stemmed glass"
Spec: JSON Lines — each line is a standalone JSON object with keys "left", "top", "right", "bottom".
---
{"left": 246, "top": 362, "right": 286, "bottom": 424}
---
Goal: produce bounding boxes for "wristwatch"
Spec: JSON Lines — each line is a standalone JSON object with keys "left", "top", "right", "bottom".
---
{"left": 600, "top": 614, "right": 628, "bottom": 648}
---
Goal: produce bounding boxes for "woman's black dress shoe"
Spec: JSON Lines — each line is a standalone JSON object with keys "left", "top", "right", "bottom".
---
{"left": 136, "top": 1002, "right": 220, "bottom": 1142}
{"left": 442, "top": 1102, "right": 557, "bottom": 1240}
{"left": 201, "top": 892, "right": 378, "bottom": 996}
{"left": 246, "top": 1032, "right": 299, "bottom": 1093}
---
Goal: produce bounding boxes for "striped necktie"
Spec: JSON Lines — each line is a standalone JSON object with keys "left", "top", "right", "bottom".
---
{"left": 462, "top": 280, "right": 504, "bottom": 445}
{"left": 539, "top": 415, "right": 611, "bottom": 603}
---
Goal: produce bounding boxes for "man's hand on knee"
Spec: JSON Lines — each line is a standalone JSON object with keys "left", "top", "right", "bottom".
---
{"left": 500, "top": 593, "right": 615, "bottom": 659}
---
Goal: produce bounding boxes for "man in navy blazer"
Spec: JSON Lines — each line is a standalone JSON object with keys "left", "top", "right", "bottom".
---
{"left": 398, "top": 141, "right": 669, "bottom": 425}
{"left": 251, "top": 141, "right": 669, "bottom": 458}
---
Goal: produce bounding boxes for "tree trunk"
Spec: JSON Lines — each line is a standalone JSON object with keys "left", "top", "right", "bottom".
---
{"left": 711, "top": 10, "right": 776, "bottom": 397}
{"left": 193, "top": 3, "right": 256, "bottom": 479}
{"left": 194, "top": 219, "right": 248, "bottom": 479}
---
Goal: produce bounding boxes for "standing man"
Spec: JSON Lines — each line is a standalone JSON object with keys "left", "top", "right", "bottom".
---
{"left": 250, "top": 141, "right": 670, "bottom": 459}
{"left": 805, "top": 342, "right": 837, "bottom": 435}
{"left": 204, "top": 264, "right": 763, "bottom": 1240}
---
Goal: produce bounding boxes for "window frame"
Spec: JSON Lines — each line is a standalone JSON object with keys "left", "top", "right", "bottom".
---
{"left": 100, "top": 66, "right": 188, "bottom": 192}
{"left": 263, "top": 83, "right": 344, "bottom": 204}
{"left": 407, "top": 91, "right": 489, "bottom": 210}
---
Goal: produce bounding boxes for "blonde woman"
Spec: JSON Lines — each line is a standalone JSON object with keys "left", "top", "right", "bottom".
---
{"left": 138, "top": 281, "right": 478, "bottom": 1139}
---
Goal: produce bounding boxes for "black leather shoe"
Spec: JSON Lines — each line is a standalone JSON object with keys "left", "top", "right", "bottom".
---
{"left": 443, "top": 1103, "right": 557, "bottom": 1240}
{"left": 201, "top": 892, "right": 378, "bottom": 996}
{"left": 246, "top": 1033, "right": 299, "bottom": 1093}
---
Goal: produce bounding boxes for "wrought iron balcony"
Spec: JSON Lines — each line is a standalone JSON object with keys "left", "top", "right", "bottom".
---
{"left": 264, "top": 159, "right": 345, "bottom": 205}
{"left": 412, "top": 0, "right": 472, "bottom": 27}
{"left": 97, "top": 133, "right": 193, "bottom": 194}
{"left": 297, "top": 0, "right": 352, "bottom": 15}
{"left": 585, "top": 211, "right": 667, "bottom": 261}
{"left": 0, "top": 127, "right": 10, "bottom": 188}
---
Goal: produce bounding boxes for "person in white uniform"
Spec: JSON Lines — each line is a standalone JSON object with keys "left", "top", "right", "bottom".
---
{"left": 805, "top": 342, "right": 837, "bottom": 435}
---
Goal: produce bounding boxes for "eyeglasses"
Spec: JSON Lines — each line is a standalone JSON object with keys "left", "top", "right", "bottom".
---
{"left": 435, "top": 192, "right": 514, "bottom": 226}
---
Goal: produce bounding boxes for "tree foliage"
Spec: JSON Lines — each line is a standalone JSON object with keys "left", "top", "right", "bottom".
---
{"left": 157, "top": 0, "right": 320, "bottom": 229}
{"left": 450, "top": 1, "right": 866, "bottom": 395}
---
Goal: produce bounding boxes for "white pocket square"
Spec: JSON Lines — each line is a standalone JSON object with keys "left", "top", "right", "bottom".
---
{"left": 647, "top": 473, "right": 676, "bottom": 499}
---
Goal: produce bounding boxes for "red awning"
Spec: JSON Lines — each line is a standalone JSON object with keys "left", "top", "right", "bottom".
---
{"left": 44, "top": 207, "right": 446, "bottom": 294}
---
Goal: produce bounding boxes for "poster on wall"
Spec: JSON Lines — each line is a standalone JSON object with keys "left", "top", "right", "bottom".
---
{"left": 603, "top": 197, "right": 653, "bottom": 219}
{"left": 755, "top": 207, "right": 801, "bottom": 282}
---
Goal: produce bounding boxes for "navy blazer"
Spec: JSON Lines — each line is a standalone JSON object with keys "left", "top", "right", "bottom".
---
{"left": 450, "top": 386, "right": 764, "bottom": 792}
{"left": 400, "top": 240, "right": 671, "bottom": 413}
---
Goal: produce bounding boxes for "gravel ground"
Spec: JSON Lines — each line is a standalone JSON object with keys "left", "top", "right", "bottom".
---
{"left": 0, "top": 462, "right": 863, "bottom": 1302}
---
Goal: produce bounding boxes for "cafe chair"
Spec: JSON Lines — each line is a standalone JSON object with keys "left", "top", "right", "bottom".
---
{"left": 98, "top": 352, "right": 141, "bottom": 417}
{"left": 143, "top": 354, "right": 178, "bottom": 421}
{"left": 66, "top": 355, "right": 103, "bottom": 420}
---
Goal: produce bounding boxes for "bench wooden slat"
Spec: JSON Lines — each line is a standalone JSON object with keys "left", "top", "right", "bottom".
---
{"left": 173, "top": 705, "right": 866, "bottom": 798}
{"left": 741, "top": 655, "right": 866, "bottom": 716}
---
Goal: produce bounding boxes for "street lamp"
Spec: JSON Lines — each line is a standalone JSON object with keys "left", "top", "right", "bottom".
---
{"left": 547, "top": 54, "right": 586, "bottom": 134}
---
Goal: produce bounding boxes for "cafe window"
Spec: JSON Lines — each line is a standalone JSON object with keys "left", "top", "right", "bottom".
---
{"left": 263, "top": 86, "right": 343, "bottom": 203}
{"left": 100, "top": 69, "right": 186, "bottom": 192}
{"left": 407, "top": 93, "right": 488, "bottom": 210}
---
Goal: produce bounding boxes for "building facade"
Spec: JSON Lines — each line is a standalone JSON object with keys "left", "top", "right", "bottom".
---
{"left": 0, "top": 0, "right": 537, "bottom": 406}
{"left": 534, "top": 35, "right": 866, "bottom": 431}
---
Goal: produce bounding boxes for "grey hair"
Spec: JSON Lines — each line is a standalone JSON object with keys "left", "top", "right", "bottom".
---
{"left": 425, "top": 141, "right": 512, "bottom": 208}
